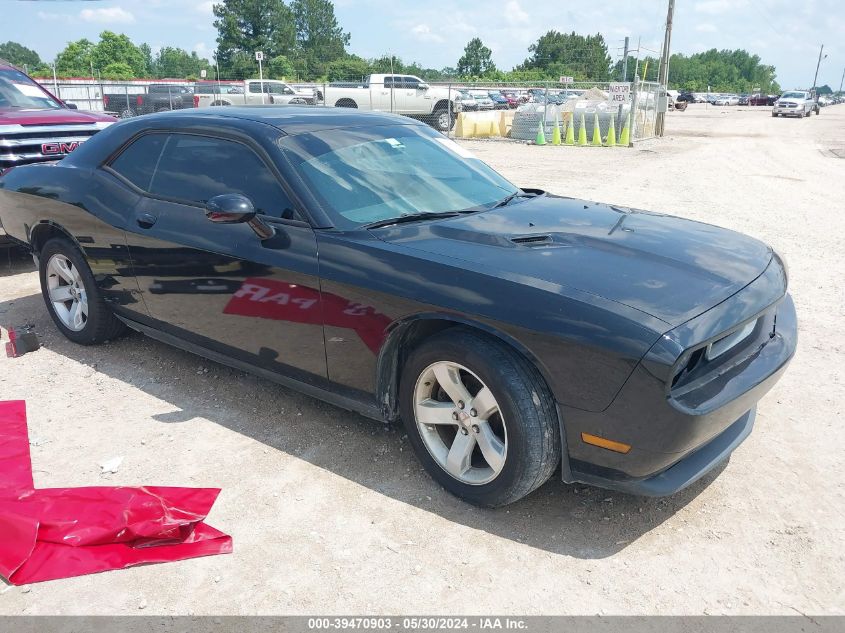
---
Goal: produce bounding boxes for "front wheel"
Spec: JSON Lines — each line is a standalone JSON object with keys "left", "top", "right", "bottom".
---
{"left": 400, "top": 329, "right": 561, "bottom": 507}
{"left": 432, "top": 108, "right": 454, "bottom": 132}
{"left": 39, "top": 238, "right": 125, "bottom": 345}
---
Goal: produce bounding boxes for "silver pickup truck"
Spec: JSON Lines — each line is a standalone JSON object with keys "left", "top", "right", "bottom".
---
{"left": 772, "top": 91, "right": 819, "bottom": 118}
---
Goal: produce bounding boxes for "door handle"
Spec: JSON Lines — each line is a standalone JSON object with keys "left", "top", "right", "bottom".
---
{"left": 136, "top": 212, "right": 157, "bottom": 229}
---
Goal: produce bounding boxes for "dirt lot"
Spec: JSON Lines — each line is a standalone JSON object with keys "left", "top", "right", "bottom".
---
{"left": 1, "top": 104, "right": 843, "bottom": 615}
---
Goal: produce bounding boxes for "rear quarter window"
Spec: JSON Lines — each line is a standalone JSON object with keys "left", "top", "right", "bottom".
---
{"left": 108, "top": 133, "right": 168, "bottom": 191}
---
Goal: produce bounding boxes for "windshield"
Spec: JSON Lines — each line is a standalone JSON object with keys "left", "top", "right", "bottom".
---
{"left": 781, "top": 92, "right": 806, "bottom": 99}
{"left": 281, "top": 124, "right": 517, "bottom": 227}
{"left": 0, "top": 68, "right": 62, "bottom": 110}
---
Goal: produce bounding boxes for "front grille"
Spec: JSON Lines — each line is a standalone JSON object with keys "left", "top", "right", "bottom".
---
{"left": 0, "top": 122, "right": 110, "bottom": 170}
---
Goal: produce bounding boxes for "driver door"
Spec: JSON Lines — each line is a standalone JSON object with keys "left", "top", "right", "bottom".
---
{"left": 112, "top": 131, "right": 327, "bottom": 382}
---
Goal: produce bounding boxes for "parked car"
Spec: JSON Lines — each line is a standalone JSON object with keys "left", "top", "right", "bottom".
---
{"left": 0, "top": 62, "right": 115, "bottom": 173}
{"left": 469, "top": 91, "right": 495, "bottom": 110}
{"left": 0, "top": 107, "right": 797, "bottom": 506}
{"left": 713, "top": 94, "right": 739, "bottom": 106}
{"left": 500, "top": 92, "right": 520, "bottom": 108}
{"left": 772, "top": 91, "right": 816, "bottom": 118}
{"left": 0, "top": 61, "right": 114, "bottom": 245}
{"left": 458, "top": 90, "right": 478, "bottom": 111}
{"left": 194, "top": 79, "right": 316, "bottom": 109}
{"left": 738, "top": 94, "right": 750, "bottom": 105}
{"left": 487, "top": 92, "right": 510, "bottom": 110}
{"left": 323, "top": 74, "right": 463, "bottom": 132}
{"left": 749, "top": 94, "right": 778, "bottom": 106}
{"left": 676, "top": 92, "right": 696, "bottom": 103}
{"left": 103, "top": 84, "right": 194, "bottom": 118}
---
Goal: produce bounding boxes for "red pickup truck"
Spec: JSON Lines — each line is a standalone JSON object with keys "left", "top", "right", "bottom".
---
{"left": 0, "top": 60, "right": 116, "bottom": 243}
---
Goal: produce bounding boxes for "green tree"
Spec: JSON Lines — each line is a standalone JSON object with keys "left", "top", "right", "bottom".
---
{"left": 155, "top": 47, "right": 210, "bottom": 78}
{"left": 55, "top": 39, "right": 96, "bottom": 76}
{"left": 268, "top": 54, "right": 296, "bottom": 79}
{"left": 213, "top": 0, "right": 296, "bottom": 75}
{"left": 457, "top": 38, "right": 496, "bottom": 77}
{"left": 324, "top": 54, "right": 369, "bottom": 81}
{"left": 290, "top": 0, "right": 349, "bottom": 77}
{"left": 91, "top": 31, "right": 147, "bottom": 77}
{"left": 816, "top": 84, "right": 832, "bottom": 94}
{"left": 521, "top": 31, "right": 611, "bottom": 81}
{"left": 0, "top": 41, "right": 42, "bottom": 69}
{"left": 101, "top": 62, "right": 135, "bottom": 80}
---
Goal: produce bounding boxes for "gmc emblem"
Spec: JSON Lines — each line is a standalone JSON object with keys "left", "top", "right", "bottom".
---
{"left": 41, "top": 141, "right": 82, "bottom": 156}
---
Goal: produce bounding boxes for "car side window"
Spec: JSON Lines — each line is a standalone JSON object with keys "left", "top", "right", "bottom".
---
{"left": 248, "top": 82, "right": 268, "bottom": 94}
{"left": 148, "top": 134, "right": 297, "bottom": 220}
{"left": 403, "top": 76, "right": 419, "bottom": 89}
{"left": 108, "top": 133, "right": 168, "bottom": 191}
{"left": 383, "top": 76, "right": 393, "bottom": 89}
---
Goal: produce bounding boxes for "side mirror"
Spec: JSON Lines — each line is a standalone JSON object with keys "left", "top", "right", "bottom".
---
{"left": 206, "top": 193, "right": 256, "bottom": 224}
{"left": 206, "top": 194, "right": 274, "bottom": 240}
{"left": 418, "top": 83, "right": 430, "bottom": 90}
{"left": 65, "top": 102, "right": 78, "bottom": 110}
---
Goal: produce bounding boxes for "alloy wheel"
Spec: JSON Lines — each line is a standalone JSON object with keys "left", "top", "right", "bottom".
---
{"left": 45, "top": 254, "right": 88, "bottom": 332}
{"left": 413, "top": 361, "right": 508, "bottom": 485}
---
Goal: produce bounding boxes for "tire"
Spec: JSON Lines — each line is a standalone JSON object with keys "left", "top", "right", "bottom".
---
{"left": 38, "top": 238, "right": 125, "bottom": 345}
{"left": 399, "top": 328, "right": 561, "bottom": 507}
{"left": 432, "top": 108, "right": 454, "bottom": 132}
{"left": 771, "top": 112, "right": 778, "bottom": 117}
{"left": 335, "top": 99, "right": 358, "bottom": 108}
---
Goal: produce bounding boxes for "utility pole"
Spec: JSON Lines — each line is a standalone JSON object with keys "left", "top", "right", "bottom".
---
{"left": 840, "top": 65, "right": 845, "bottom": 95}
{"left": 621, "top": 36, "right": 630, "bottom": 81}
{"left": 812, "top": 44, "right": 825, "bottom": 91}
{"left": 655, "top": 0, "right": 675, "bottom": 137}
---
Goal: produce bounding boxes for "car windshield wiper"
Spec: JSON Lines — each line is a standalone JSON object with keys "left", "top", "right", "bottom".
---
{"left": 363, "top": 211, "right": 463, "bottom": 230}
{"left": 490, "top": 190, "right": 533, "bottom": 209}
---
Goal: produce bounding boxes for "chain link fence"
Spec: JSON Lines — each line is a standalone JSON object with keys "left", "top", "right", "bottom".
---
{"left": 39, "top": 75, "right": 660, "bottom": 144}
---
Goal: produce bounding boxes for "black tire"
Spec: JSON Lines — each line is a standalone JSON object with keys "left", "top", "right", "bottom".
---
{"left": 38, "top": 238, "right": 125, "bottom": 345}
{"left": 771, "top": 112, "right": 778, "bottom": 117}
{"left": 432, "top": 108, "right": 454, "bottom": 132}
{"left": 335, "top": 99, "right": 358, "bottom": 108}
{"left": 399, "top": 328, "right": 561, "bottom": 507}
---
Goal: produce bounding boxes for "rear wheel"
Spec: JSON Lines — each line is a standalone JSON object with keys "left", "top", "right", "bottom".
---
{"left": 400, "top": 329, "right": 560, "bottom": 507}
{"left": 335, "top": 99, "right": 358, "bottom": 108}
{"left": 39, "top": 238, "right": 125, "bottom": 345}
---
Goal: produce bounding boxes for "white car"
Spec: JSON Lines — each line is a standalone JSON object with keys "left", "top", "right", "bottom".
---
{"left": 772, "top": 91, "right": 817, "bottom": 118}
{"left": 713, "top": 94, "right": 739, "bottom": 106}
{"left": 469, "top": 91, "right": 495, "bottom": 111}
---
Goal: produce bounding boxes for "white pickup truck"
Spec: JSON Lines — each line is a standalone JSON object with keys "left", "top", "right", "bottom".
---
{"left": 194, "top": 79, "right": 317, "bottom": 108}
{"left": 321, "top": 74, "right": 463, "bottom": 131}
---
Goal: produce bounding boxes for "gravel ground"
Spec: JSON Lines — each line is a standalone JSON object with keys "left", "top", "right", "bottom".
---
{"left": 0, "top": 104, "right": 843, "bottom": 615}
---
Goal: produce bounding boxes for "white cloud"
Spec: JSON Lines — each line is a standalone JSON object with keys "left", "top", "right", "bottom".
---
{"left": 504, "top": 1, "right": 529, "bottom": 24}
{"left": 195, "top": 1, "right": 215, "bottom": 14}
{"left": 193, "top": 42, "right": 212, "bottom": 58}
{"left": 411, "top": 24, "right": 445, "bottom": 44}
{"left": 695, "top": 23, "right": 718, "bottom": 32}
{"left": 79, "top": 7, "right": 135, "bottom": 24}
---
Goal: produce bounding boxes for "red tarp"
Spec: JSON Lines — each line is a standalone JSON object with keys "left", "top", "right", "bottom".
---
{"left": 0, "top": 400, "right": 232, "bottom": 585}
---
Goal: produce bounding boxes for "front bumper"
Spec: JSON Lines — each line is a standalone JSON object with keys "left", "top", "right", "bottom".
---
{"left": 560, "top": 261, "right": 797, "bottom": 496}
{"left": 773, "top": 105, "right": 802, "bottom": 116}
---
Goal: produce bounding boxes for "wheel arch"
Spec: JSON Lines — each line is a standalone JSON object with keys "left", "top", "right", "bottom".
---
{"left": 29, "top": 221, "right": 84, "bottom": 259}
{"left": 375, "top": 313, "right": 571, "bottom": 481}
{"left": 375, "top": 313, "right": 558, "bottom": 422}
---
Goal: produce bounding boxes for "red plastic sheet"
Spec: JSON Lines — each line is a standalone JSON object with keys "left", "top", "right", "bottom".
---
{"left": 0, "top": 400, "right": 232, "bottom": 585}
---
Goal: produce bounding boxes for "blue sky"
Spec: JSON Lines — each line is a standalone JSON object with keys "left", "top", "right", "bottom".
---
{"left": 5, "top": 0, "right": 844, "bottom": 89}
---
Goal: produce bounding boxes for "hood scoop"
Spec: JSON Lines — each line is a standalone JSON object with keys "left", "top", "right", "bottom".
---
{"left": 510, "top": 234, "right": 554, "bottom": 247}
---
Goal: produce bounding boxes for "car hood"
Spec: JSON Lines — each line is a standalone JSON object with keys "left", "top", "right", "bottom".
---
{"left": 373, "top": 195, "right": 773, "bottom": 327}
{"left": 0, "top": 107, "right": 115, "bottom": 126}
{"left": 777, "top": 98, "right": 803, "bottom": 105}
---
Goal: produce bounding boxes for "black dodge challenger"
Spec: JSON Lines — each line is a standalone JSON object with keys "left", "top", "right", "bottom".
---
{"left": 0, "top": 107, "right": 796, "bottom": 506}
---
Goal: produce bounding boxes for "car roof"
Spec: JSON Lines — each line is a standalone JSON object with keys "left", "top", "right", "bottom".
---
{"left": 136, "top": 106, "right": 423, "bottom": 135}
